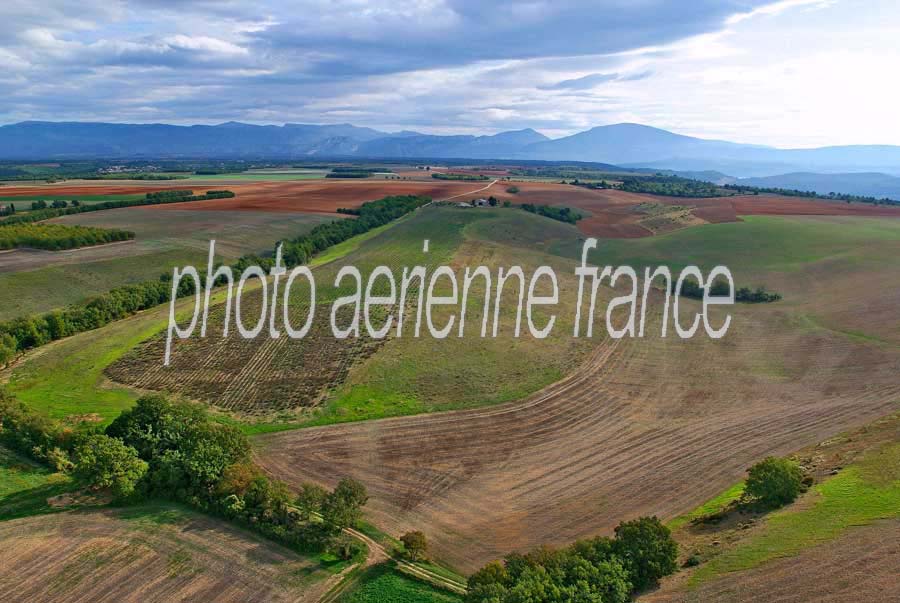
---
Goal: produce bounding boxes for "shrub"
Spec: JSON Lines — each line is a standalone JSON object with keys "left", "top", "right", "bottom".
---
{"left": 613, "top": 516, "right": 678, "bottom": 591}
{"left": 744, "top": 456, "right": 804, "bottom": 508}
{"left": 505, "top": 186, "right": 519, "bottom": 194}
{"left": 400, "top": 530, "right": 428, "bottom": 561}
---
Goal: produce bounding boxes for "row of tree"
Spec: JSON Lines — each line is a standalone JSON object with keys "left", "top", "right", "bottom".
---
{"left": 0, "top": 223, "right": 134, "bottom": 251}
{"left": 677, "top": 277, "right": 782, "bottom": 303}
{"left": 0, "top": 195, "right": 431, "bottom": 364}
{"left": 520, "top": 203, "right": 583, "bottom": 224}
{"left": 466, "top": 516, "right": 678, "bottom": 602}
{"left": 723, "top": 184, "right": 900, "bottom": 206}
{"left": 0, "top": 391, "right": 370, "bottom": 559}
{"left": 280, "top": 195, "right": 430, "bottom": 266}
{"left": 432, "top": 172, "right": 490, "bottom": 181}
{"left": 1, "top": 190, "right": 235, "bottom": 226}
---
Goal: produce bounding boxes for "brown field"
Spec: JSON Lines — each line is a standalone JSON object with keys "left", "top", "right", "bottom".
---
{"left": 492, "top": 181, "right": 900, "bottom": 237}
{"left": 254, "top": 209, "right": 900, "bottom": 573}
{"left": 0, "top": 506, "right": 338, "bottom": 602}
{"left": 644, "top": 520, "right": 900, "bottom": 603}
{"left": 150, "top": 180, "right": 493, "bottom": 213}
{"left": 107, "top": 304, "right": 385, "bottom": 416}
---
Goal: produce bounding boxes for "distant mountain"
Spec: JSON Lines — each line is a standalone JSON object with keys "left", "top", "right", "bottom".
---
{"left": 735, "top": 172, "right": 900, "bottom": 200}
{"left": 2, "top": 120, "right": 900, "bottom": 178}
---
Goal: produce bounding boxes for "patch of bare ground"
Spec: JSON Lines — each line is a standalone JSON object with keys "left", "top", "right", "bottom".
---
{"left": 0, "top": 506, "right": 336, "bottom": 602}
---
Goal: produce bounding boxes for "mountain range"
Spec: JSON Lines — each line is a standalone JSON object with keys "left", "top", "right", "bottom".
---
{"left": 2, "top": 121, "right": 900, "bottom": 180}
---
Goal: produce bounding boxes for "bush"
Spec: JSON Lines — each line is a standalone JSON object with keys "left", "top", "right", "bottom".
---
{"left": 400, "top": 530, "right": 428, "bottom": 561}
{"left": 74, "top": 434, "right": 148, "bottom": 498}
{"left": 505, "top": 186, "right": 519, "bottom": 194}
{"left": 745, "top": 456, "right": 804, "bottom": 508}
{"left": 614, "top": 516, "right": 678, "bottom": 591}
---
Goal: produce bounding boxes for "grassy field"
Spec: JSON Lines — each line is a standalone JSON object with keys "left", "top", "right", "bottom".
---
{"left": 338, "top": 563, "right": 463, "bottom": 603}
{"left": 0, "top": 447, "right": 73, "bottom": 521}
{"left": 688, "top": 440, "right": 900, "bottom": 586}
{"left": 0, "top": 209, "right": 333, "bottom": 321}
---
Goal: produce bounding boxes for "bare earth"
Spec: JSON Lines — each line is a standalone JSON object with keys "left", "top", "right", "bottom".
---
{"left": 642, "top": 520, "right": 900, "bottom": 603}
{"left": 0, "top": 507, "right": 336, "bottom": 603}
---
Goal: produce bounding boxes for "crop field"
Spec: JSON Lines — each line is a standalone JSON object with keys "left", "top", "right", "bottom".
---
{"left": 147, "top": 180, "right": 493, "bottom": 213}
{"left": 5, "top": 178, "right": 900, "bottom": 581}
{"left": 0, "top": 208, "right": 334, "bottom": 320}
{"left": 102, "top": 207, "right": 590, "bottom": 424}
{"left": 0, "top": 504, "right": 343, "bottom": 603}
{"left": 254, "top": 211, "right": 900, "bottom": 572}
{"left": 492, "top": 181, "right": 900, "bottom": 237}
{"left": 645, "top": 417, "right": 900, "bottom": 602}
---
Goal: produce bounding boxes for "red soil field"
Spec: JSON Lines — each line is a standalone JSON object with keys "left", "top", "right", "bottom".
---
{"left": 149, "top": 180, "right": 491, "bottom": 214}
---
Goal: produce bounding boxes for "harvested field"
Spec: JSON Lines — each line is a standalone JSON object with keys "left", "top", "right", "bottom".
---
{"left": 0, "top": 505, "right": 340, "bottom": 602}
{"left": 107, "top": 304, "right": 386, "bottom": 416}
{"left": 644, "top": 520, "right": 900, "bottom": 603}
{"left": 254, "top": 213, "right": 900, "bottom": 572}
{"left": 492, "top": 182, "right": 900, "bottom": 238}
{"left": 149, "top": 180, "right": 495, "bottom": 214}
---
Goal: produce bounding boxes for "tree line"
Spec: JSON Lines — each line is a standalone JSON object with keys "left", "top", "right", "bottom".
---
{"left": 0, "top": 223, "right": 134, "bottom": 251}
{"left": 677, "top": 277, "right": 782, "bottom": 303}
{"left": 723, "top": 184, "right": 900, "bottom": 206}
{"left": 0, "top": 195, "right": 430, "bottom": 364}
{"left": 0, "top": 391, "right": 369, "bottom": 559}
{"left": 432, "top": 172, "right": 490, "bottom": 181}
{"left": 0, "top": 190, "right": 235, "bottom": 226}
{"left": 466, "top": 516, "right": 677, "bottom": 602}
{"left": 520, "top": 203, "right": 582, "bottom": 224}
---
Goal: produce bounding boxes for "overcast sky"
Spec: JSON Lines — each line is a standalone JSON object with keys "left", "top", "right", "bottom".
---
{"left": 1, "top": 0, "right": 897, "bottom": 147}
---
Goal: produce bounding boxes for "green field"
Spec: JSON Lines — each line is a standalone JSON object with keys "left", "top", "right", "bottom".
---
{"left": 0, "top": 446, "right": 72, "bottom": 520}
{"left": 338, "top": 563, "right": 463, "bottom": 603}
{"left": 1, "top": 209, "right": 334, "bottom": 320}
{"left": 0, "top": 194, "right": 146, "bottom": 205}
{"left": 689, "top": 440, "right": 900, "bottom": 587}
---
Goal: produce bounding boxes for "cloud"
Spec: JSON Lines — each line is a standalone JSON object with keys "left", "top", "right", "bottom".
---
{"left": 539, "top": 70, "right": 654, "bottom": 90}
{"left": 3, "top": 0, "right": 897, "bottom": 148}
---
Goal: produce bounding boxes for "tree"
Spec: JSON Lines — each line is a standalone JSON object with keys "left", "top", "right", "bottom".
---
{"left": 321, "top": 478, "right": 368, "bottom": 532}
{"left": 74, "top": 434, "right": 148, "bottom": 498}
{"left": 295, "top": 482, "right": 327, "bottom": 521}
{"left": 0, "top": 333, "right": 16, "bottom": 366}
{"left": 613, "top": 516, "right": 677, "bottom": 591}
{"left": 400, "top": 530, "right": 428, "bottom": 561}
{"left": 745, "top": 456, "right": 803, "bottom": 508}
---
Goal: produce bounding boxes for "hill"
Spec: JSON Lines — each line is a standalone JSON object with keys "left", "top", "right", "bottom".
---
{"left": 4, "top": 120, "right": 900, "bottom": 177}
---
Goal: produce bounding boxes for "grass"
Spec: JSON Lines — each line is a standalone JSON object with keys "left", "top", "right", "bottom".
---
{"left": 1, "top": 209, "right": 332, "bottom": 321}
{"left": 553, "top": 215, "right": 900, "bottom": 276}
{"left": 667, "top": 482, "right": 745, "bottom": 531}
{"left": 0, "top": 446, "right": 73, "bottom": 520}
{"left": 338, "top": 563, "right": 463, "bottom": 603}
{"left": 688, "top": 441, "right": 900, "bottom": 586}
{"left": 0, "top": 248, "right": 204, "bottom": 321}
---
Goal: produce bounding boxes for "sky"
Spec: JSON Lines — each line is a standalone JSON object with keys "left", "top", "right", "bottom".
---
{"left": 1, "top": 0, "right": 898, "bottom": 147}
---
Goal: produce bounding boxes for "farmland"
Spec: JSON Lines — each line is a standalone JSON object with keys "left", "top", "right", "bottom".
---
{"left": 3, "top": 171, "right": 900, "bottom": 593}
{"left": 253, "top": 210, "right": 900, "bottom": 572}
{"left": 0, "top": 208, "right": 335, "bottom": 320}
{"left": 0, "top": 503, "right": 343, "bottom": 602}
